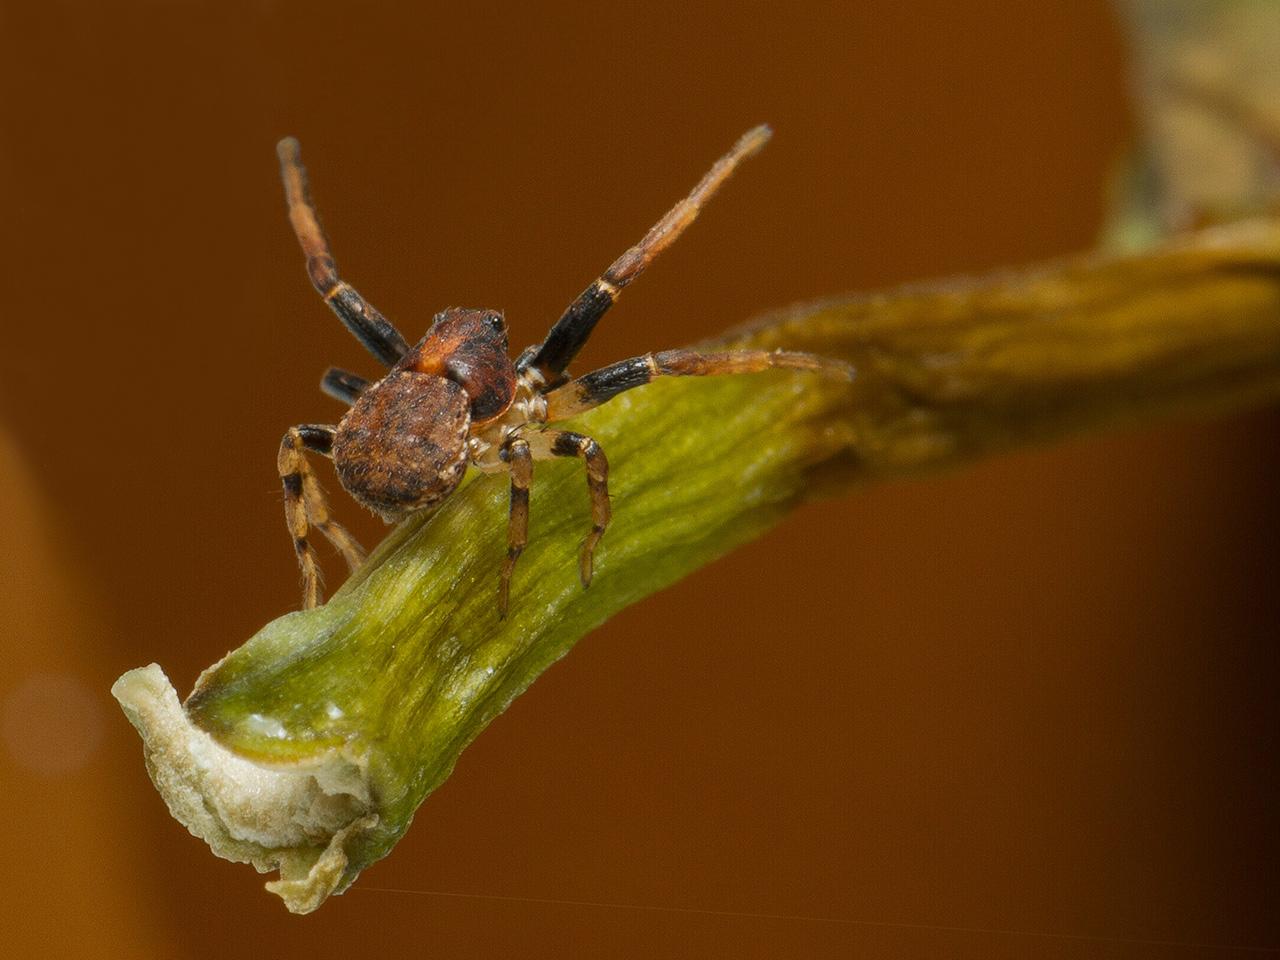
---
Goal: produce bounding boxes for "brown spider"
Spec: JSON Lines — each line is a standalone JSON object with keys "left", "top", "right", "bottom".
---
{"left": 276, "top": 126, "right": 850, "bottom": 616}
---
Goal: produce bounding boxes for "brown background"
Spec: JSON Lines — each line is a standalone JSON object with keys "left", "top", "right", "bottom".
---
{"left": 1, "top": 1, "right": 1277, "bottom": 957}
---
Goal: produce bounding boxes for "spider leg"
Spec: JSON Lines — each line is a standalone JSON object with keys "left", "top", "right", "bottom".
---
{"left": 277, "top": 138, "right": 410, "bottom": 367}
{"left": 321, "top": 367, "right": 371, "bottom": 405}
{"left": 278, "top": 424, "right": 367, "bottom": 609}
{"left": 541, "top": 348, "right": 852, "bottom": 421}
{"left": 518, "top": 125, "right": 772, "bottom": 386}
{"left": 525, "top": 430, "right": 610, "bottom": 588}
{"left": 497, "top": 438, "right": 533, "bottom": 619}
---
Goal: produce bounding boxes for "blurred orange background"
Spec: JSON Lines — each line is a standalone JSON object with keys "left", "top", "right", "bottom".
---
{"left": 1, "top": 1, "right": 1276, "bottom": 957}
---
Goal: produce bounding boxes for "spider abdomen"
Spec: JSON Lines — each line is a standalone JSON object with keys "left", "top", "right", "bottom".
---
{"left": 333, "top": 371, "right": 471, "bottom": 522}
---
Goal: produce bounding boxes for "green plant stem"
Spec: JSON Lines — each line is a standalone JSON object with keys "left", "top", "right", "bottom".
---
{"left": 114, "top": 216, "right": 1280, "bottom": 912}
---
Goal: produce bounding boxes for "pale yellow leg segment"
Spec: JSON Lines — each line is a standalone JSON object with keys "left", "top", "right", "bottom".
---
{"left": 301, "top": 471, "right": 366, "bottom": 573}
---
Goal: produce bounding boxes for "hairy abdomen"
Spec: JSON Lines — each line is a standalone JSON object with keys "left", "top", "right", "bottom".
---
{"left": 333, "top": 372, "right": 471, "bottom": 522}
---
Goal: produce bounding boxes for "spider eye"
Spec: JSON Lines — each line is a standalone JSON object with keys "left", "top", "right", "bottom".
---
{"left": 486, "top": 313, "right": 505, "bottom": 333}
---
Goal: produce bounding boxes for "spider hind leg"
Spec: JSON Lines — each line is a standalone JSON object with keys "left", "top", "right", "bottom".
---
{"left": 278, "top": 424, "right": 366, "bottom": 609}
{"left": 525, "top": 430, "right": 611, "bottom": 588}
{"left": 497, "top": 439, "right": 533, "bottom": 619}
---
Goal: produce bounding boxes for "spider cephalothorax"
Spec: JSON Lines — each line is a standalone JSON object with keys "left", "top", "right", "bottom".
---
{"left": 275, "top": 128, "right": 850, "bottom": 615}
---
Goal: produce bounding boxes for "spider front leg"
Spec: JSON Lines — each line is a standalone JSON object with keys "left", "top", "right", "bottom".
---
{"left": 525, "top": 430, "right": 611, "bottom": 588}
{"left": 519, "top": 125, "right": 773, "bottom": 386}
{"left": 541, "top": 348, "right": 853, "bottom": 421}
{"left": 277, "top": 138, "right": 410, "bottom": 367}
{"left": 278, "top": 424, "right": 366, "bottom": 609}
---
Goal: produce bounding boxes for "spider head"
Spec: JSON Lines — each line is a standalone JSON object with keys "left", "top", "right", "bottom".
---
{"left": 403, "top": 308, "right": 517, "bottom": 423}
{"left": 426, "top": 307, "right": 508, "bottom": 350}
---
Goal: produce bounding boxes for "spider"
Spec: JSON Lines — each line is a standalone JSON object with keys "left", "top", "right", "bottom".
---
{"left": 275, "top": 125, "right": 850, "bottom": 616}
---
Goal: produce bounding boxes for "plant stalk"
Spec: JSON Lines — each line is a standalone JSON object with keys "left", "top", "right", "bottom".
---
{"left": 114, "top": 216, "right": 1280, "bottom": 912}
